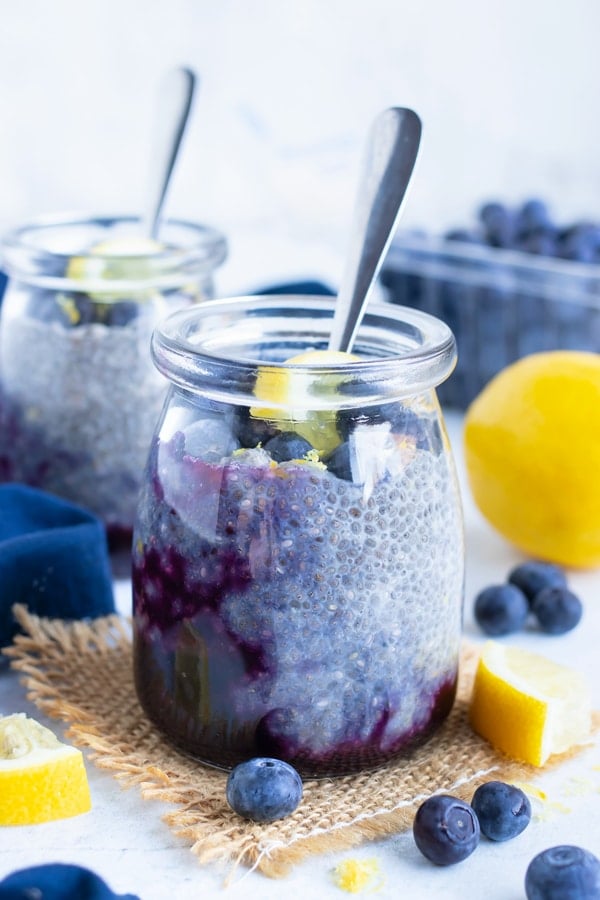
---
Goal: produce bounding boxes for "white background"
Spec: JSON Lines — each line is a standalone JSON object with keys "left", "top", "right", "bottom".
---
{"left": 1, "top": 5, "right": 599, "bottom": 897}
{"left": 1, "top": 0, "right": 600, "bottom": 291}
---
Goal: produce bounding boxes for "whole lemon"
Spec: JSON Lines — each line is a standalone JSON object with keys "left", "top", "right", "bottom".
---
{"left": 464, "top": 350, "right": 600, "bottom": 568}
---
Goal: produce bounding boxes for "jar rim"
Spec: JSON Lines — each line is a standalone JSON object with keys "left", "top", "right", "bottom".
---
{"left": 152, "top": 295, "right": 457, "bottom": 406}
{"left": 1, "top": 213, "right": 228, "bottom": 291}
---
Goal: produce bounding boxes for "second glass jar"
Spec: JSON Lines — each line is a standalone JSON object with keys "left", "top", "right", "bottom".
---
{"left": 0, "top": 214, "right": 227, "bottom": 548}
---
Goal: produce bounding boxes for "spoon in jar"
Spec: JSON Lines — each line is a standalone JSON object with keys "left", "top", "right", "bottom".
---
{"left": 328, "top": 107, "right": 422, "bottom": 353}
{"left": 142, "top": 66, "right": 197, "bottom": 240}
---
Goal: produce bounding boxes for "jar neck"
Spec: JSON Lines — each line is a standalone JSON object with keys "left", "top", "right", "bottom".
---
{"left": 1, "top": 214, "right": 227, "bottom": 293}
{"left": 152, "top": 295, "right": 457, "bottom": 408}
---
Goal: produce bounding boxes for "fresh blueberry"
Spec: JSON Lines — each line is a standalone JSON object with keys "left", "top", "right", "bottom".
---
{"left": 507, "top": 561, "right": 567, "bottom": 604}
{"left": 324, "top": 440, "right": 353, "bottom": 481}
{"left": 525, "top": 845, "right": 600, "bottom": 899}
{"left": 233, "top": 407, "right": 280, "bottom": 449}
{"left": 532, "top": 586, "right": 583, "bottom": 635}
{"left": 108, "top": 299, "right": 139, "bottom": 326}
{"left": 516, "top": 199, "right": 551, "bottom": 235}
{"left": 225, "top": 757, "right": 303, "bottom": 823}
{"left": 263, "top": 431, "right": 314, "bottom": 462}
{"left": 413, "top": 795, "right": 480, "bottom": 865}
{"left": 444, "top": 228, "right": 482, "bottom": 244}
{"left": 518, "top": 229, "right": 558, "bottom": 257}
{"left": 479, "top": 202, "right": 516, "bottom": 248}
{"left": 471, "top": 781, "right": 531, "bottom": 841}
{"left": 474, "top": 584, "right": 529, "bottom": 636}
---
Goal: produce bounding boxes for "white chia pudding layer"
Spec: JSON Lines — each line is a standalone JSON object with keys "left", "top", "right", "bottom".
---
{"left": 0, "top": 313, "right": 167, "bottom": 529}
{"left": 132, "top": 412, "right": 464, "bottom": 775}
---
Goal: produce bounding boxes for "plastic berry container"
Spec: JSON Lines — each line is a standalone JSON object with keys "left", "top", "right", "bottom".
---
{"left": 0, "top": 213, "right": 227, "bottom": 548}
{"left": 380, "top": 231, "right": 600, "bottom": 409}
{"left": 132, "top": 295, "right": 464, "bottom": 777}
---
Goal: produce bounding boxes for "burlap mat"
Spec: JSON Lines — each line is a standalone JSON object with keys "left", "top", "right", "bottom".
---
{"left": 3, "top": 604, "right": 596, "bottom": 880}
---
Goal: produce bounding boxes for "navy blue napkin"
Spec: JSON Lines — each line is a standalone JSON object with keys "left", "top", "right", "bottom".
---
{"left": 0, "top": 484, "right": 115, "bottom": 650}
{"left": 0, "top": 864, "right": 139, "bottom": 899}
{"left": 256, "top": 279, "right": 335, "bottom": 296}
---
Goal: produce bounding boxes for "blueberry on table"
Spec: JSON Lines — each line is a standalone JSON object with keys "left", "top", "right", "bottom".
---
{"left": 471, "top": 781, "right": 531, "bottom": 841}
{"left": 532, "top": 586, "right": 583, "bottom": 635}
{"left": 507, "top": 561, "right": 567, "bottom": 604}
{"left": 226, "top": 757, "right": 303, "bottom": 823}
{"left": 525, "top": 845, "right": 600, "bottom": 899}
{"left": 474, "top": 584, "right": 529, "bottom": 636}
{"left": 413, "top": 795, "right": 480, "bottom": 865}
{"left": 263, "top": 431, "right": 314, "bottom": 463}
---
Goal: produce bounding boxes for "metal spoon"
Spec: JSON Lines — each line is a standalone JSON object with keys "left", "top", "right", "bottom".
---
{"left": 328, "top": 107, "right": 422, "bottom": 353}
{"left": 142, "top": 66, "right": 197, "bottom": 240}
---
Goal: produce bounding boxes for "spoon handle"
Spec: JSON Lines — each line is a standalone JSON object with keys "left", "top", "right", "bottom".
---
{"left": 143, "top": 67, "right": 197, "bottom": 240}
{"left": 328, "top": 107, "right": 422, "bottom": 353}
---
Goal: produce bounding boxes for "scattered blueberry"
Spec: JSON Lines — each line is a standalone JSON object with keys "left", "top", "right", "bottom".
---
{"left": 525, "top": 845, "right": 600, "bottom": 899}
{"left": 532, "top": 586, "right": 583, "bottom": 635}
{"left": 471, "top": 781, "right": 531, "bottom": 842}
{"left": 507, "top": 561, "right": 567, "bottom": 604}
{"left": 225, "top": 757, "right": 303, "bottom": 823}
{"left": 474, "top": 584, "right": 529, "bottom": 636}
{"left": 413, "top": 794, "right": 480, "bottom": 865}
{"left": 263, "top": 431, "right": 314, "bottom": 463}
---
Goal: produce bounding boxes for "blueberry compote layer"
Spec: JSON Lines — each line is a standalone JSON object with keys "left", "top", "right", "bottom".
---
{"left": 132, "top": 399, "right": 463, "bottom": 777}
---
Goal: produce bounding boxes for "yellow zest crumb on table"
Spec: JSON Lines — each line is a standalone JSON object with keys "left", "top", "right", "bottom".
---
{"left": 333, "top": 857, "right": 383, "bottom": 893}
{"left": 468, "top": 641, "right": 592, "bottom": 766}
{"left": 0, "top": 713, "right": 91, "bottom": 826}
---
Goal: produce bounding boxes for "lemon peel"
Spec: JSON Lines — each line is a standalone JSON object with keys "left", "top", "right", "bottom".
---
{"left": 469, "top": 642, "right": 592, "bottom": 767}
{"left": 464, "top": 350, "right": 600, "bottom": 568}
{"left": 251, "top": 349, "right": 360, "bottom": 457}
{"left": 0, "top": 713, "right": 91, "bottom": 825}
{"left": 333, "top": 857, "right": 383, "bottom": 893}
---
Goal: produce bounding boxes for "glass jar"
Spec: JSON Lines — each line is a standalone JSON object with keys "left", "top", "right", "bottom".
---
{"left": 0, "top": 214, "right": 227, "bottom": 548}
{"left": 132, "top": 296, "right": 464, "bottom": 777}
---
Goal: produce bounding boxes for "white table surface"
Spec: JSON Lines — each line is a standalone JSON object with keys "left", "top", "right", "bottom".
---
{"left": 1, "top": 411, "right": 599, "bottom": 899}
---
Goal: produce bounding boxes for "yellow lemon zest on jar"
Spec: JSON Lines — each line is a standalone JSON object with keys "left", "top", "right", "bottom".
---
{"left": 333, "top": 857, "right": 383, "bottom": 893}
{"left": 55, "top": 294, "right": 82, "bottom": 325}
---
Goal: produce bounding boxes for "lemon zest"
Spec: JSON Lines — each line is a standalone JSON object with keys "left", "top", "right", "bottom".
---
{"left": 333, "top": 857, "right": 383, "bottom": 893}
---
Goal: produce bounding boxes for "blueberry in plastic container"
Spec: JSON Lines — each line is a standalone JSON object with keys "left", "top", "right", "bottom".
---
{"left": 471, "top": 781, "right": 531, "bottom": 841}
{"left": 226, "top": 757, "right": 303, "bottom": 823}
{"left": 413, "top": 794, "right": 480, "bottom": 865}
{"left": 525, "top": 845, "right": 600, "bottom": 899}
{"left": 474, "top": 584, "right": 529, "bottom": 636}
{"left": 532, "top": 586, "right": 583, "bottom": 635}
{"left": 507, "top": 561, "right": 567, "bottom": 604}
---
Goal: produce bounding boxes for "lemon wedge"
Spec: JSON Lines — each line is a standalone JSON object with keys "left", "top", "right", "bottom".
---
{"left": 469, "top": 642, "right": 592, "bottom": 767}
{"left": 0, "top": 713, "right": 91, "bottom": 825}
{"left": 252, "top": 349, "right": 360, "bottom": 457}
{"left": 66, "top": 236, "right": 164, "bottom": 287}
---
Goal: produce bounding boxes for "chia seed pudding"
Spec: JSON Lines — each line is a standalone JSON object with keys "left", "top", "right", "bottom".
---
{"left": 132, "top": 297, "right": 464, "bottom": 777}
{"left": 0, "top": 215, "right": 227, "bottom": 546}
